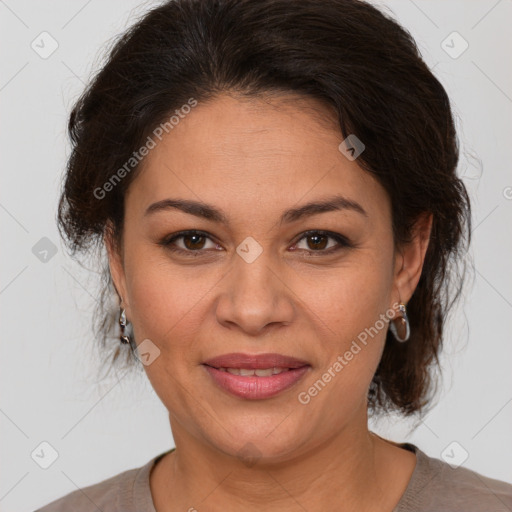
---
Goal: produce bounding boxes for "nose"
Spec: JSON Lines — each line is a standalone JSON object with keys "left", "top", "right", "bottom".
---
{"left": 214, "top": 248, "right": 296, "bottom": 336}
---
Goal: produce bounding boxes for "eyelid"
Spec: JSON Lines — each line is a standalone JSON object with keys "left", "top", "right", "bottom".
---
{"left": 160, "top": 230, "right": 220, "bottom": 251}
{"left": 160, "top": 229, "right": 352, "bottom": 255}
{"left": 291, "top": 230, "right": 352, "bottom": 253}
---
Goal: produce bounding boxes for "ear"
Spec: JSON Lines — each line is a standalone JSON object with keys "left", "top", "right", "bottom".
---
{"left": 392, "top": 212, "right": 433, "bottom": 305}
{"left": 104, "top": 220, "right": 130, "bottom": 316}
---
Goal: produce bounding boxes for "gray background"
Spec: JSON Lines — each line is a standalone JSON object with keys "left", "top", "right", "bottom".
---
{"left": 1, "top": 0, "right": 511, "bottom": 510}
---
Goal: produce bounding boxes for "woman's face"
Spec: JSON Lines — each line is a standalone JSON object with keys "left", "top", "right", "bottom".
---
{"left": 107, "top": 93, "right": 425, "bottom": 462}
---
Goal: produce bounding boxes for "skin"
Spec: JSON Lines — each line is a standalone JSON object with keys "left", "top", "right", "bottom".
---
{"left": 106, "top": 93, "right": 432, "bottom": 511}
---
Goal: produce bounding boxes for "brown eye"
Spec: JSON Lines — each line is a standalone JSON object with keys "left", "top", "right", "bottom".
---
{"left": 305, "top": 234, "right": 329, "bottom": 250}
{"left": 182, "top": 234, "right": 207, "bottom": 250}
{"left": 160, "top": 230, "right": 221, "bottom": 255}
{"left": 292, "top": 230, "right": 351, "bottom": 255}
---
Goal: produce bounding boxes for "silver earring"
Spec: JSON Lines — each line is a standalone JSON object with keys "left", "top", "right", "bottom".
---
{"left": 119, "top": 308, "right": 131, "bottom": 345}
{"left": 389, "top": 302, "right": 410, "bottom": 342}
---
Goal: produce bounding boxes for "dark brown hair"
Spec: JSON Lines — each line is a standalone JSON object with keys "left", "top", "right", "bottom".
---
{"left": 57, "top": 0, "right": 471, "bottom": 417}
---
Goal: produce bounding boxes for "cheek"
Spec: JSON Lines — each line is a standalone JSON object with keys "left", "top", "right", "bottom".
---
{"left": 296, "top": 253, "right": 392, "bottom": 403}
{"left": 296, "top": 251, "right": 392, "bottom": 340}
{"left": 122, "top": 246, "right": 209, "bottom": 352}
{"left": 298, "top": 307, "right": 388, "bottom": 422}
{"left": 123, "top": 250, "right": 211, "bottom": 418}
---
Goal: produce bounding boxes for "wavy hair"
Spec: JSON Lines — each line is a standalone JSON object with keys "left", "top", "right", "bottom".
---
{"left": 57, "top": 0, "right": 472, "bottom": 417}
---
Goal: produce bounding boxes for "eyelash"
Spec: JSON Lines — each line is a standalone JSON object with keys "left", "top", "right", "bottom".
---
{"left": 159, "top": 229, "right": 352, "bottom": 257}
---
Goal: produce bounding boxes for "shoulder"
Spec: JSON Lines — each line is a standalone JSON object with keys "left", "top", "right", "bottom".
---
{"left": 34, "top": 453, "right": 165, "bottom": 512}
{"left": 395, "top": 443, "right": 512, "bottom": 512}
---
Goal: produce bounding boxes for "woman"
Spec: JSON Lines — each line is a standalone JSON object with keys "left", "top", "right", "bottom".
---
{"left": 36, "top": 0, "right": 512, "bottom": 510}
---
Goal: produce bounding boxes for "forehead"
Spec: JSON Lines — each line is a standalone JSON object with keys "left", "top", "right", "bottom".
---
{"left": 126, "top": 93, "right": 388, "bottom": 222}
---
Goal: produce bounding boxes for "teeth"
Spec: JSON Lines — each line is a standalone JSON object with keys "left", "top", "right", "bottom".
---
{"left": 255, "top": 368, "right": 273, "bottom": 377}
{"left": 219, "top": 367, "right": 290, "bottom": 376}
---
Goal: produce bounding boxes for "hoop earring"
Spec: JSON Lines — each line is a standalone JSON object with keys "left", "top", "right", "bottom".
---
{"left": 119, "top": 308, "right": 131, "bottom": 345}
{"left": 389, "top": 302, "right": 410, "bottom": 342}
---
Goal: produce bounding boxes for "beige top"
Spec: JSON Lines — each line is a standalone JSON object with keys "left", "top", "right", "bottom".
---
{"left": 35, "top": 443, "right": 512, "bottom": 511}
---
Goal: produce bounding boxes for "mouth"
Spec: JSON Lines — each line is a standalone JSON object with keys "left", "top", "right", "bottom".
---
{"left": 202, "top": 353, "right": 311, "bottom": 400}
{"left": 211, "top": 367, "right": 293, "bottom": 376}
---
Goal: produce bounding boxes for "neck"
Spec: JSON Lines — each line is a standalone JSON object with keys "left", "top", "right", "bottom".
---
{"left": 150, "top": 409, "right": 413, "bottom": 511}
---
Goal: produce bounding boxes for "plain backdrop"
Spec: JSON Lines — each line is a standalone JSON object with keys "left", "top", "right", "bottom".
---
{"left": 1, "top": 0, "right": 511, "bottom": 510}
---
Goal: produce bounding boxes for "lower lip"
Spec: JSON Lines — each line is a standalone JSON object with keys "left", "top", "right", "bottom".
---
{"left": 202, "top": 365, "right": 310, "bottom": 400}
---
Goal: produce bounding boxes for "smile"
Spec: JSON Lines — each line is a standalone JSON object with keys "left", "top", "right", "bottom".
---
{"left": 203, "top": 365, "right": 310, "bottom": 400}
{"left": 215, "top": 367, "right": 291, "bottom": 376}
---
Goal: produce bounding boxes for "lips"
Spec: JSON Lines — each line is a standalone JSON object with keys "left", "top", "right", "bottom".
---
{"left": 202, "top": 352, "right": 311, "bottom": 400}
{"left": 202, "top": 352, "right": 309, "bottom": 370}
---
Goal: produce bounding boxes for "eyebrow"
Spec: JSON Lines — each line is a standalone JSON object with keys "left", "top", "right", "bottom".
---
{"left": 144, "top": 194, "right": 368, "bottom": 225}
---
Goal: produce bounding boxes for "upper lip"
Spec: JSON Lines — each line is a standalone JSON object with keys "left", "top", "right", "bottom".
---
{"left": 202, "top": 352, "right": 310, "bottom": 369}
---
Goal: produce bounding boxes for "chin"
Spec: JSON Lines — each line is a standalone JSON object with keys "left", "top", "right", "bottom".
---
{"left": 200, "top": 415, "right": 311, "bottom": 466}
